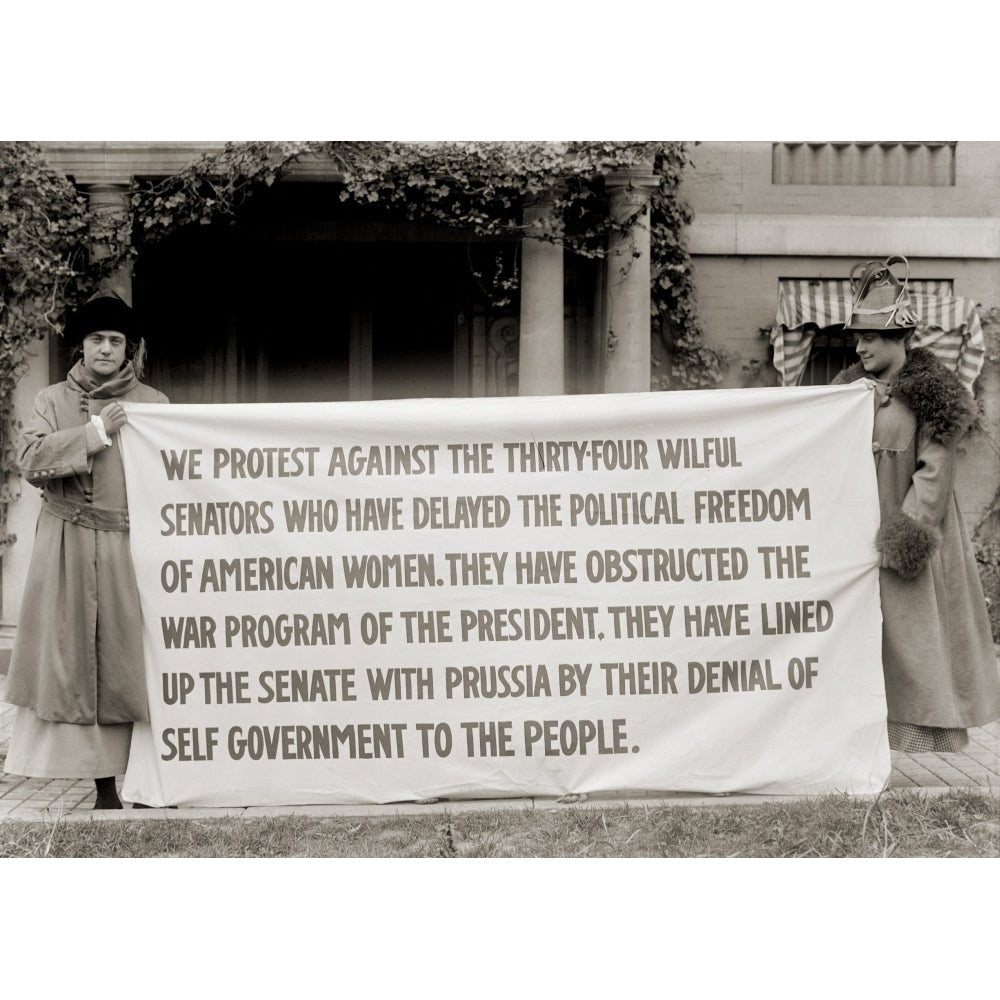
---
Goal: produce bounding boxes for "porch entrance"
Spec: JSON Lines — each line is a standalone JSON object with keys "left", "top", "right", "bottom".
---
{"left": 113, "top": 236, "right": 491, "bottom": 405}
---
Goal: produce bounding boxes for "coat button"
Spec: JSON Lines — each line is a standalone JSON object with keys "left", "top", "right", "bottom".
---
{"left": 872, "top": 442, "right": 881, "bottom": 453}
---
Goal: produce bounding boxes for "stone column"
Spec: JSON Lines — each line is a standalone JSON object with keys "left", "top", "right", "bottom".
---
{"left": 602, "top": 168, "right": 658, "bottom": 394}
{"left": 518, "top": 197, "right": 564, "bottom": 395}
{"left": 80, "top": 183, "right": 133, "bottom": 302}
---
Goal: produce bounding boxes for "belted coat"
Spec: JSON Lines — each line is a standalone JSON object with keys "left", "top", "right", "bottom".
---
{"left": 833, "top": 347, "right": 1000, "bottom": 729}
{"left": 5, "top": 361, "right": 169, "bottom": 724}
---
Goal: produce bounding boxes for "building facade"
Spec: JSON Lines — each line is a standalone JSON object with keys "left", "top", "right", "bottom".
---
{"left": 681, "top": 140, "right": 999, "bottom": 537}
{"left": 1, "top": 140, "right": 997, "bottom": 662}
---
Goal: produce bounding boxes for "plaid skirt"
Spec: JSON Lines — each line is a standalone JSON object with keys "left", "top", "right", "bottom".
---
{"left": 887, "top": 721, "right": 969, "bottom": 753}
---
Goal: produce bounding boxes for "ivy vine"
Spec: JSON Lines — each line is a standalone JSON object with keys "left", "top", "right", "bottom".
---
{"left": 0, "top": 144, "right": 116, "bottom": 554}
{"left": 0, "top": 140, "right": 722, "bottom": 554}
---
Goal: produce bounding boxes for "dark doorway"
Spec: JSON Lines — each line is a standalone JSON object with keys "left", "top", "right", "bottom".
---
{"left": 127, "top": 204, "right": 501, "bottom": 403}
{"left": 370, "top": 246, "right": 462, "bottom": 400}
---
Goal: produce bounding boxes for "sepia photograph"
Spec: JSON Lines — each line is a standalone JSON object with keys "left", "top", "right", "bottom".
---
{"left": 1, "top": 3, "right": 998, "bottom": 995}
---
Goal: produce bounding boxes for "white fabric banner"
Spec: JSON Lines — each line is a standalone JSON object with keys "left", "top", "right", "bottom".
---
{"left": 120, "top": 383, "right": 889, "bottom": 806}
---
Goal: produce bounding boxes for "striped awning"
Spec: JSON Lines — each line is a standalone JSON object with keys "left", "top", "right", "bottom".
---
{"left": 769, "top": 278, "right": 985, "bottom": 393}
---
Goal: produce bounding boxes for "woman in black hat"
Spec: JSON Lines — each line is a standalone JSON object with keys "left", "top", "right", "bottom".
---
{"left": 833, "top": 257, "right": 1000, "bottom": 753}
{"left": 3, "top": 292, "right": 169, "bottom": 808}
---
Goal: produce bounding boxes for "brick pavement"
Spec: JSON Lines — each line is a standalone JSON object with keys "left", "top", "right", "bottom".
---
{"left": 2, "top": 669, "right": 998, "bottom": 821}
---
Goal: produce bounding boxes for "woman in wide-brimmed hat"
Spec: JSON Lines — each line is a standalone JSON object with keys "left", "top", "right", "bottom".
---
{"left": 833, "top": 256, "right": 1000, "bottom": 753}
{"left": 3, "top": 292, "right": 169, "bottom": 808}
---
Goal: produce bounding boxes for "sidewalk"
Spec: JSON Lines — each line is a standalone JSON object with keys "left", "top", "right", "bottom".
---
{"left": 2, "top": 671, "right": 998, "bottom": 822}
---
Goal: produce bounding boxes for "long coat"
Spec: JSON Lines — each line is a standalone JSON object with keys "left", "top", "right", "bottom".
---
{"left": 5, "top": 361, "right": 168, "bottom": 725}
{"left": 834, "top": 347, "right": 1000, "bottom": 729}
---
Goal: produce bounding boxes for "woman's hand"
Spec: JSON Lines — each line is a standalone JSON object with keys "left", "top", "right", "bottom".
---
{"left": 100, "top": 402, "right": 128, "bottom": 436}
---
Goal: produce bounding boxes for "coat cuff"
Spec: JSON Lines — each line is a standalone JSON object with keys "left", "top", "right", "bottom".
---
{"left": 876, "top": 512, "right": 939, "bottom": 580}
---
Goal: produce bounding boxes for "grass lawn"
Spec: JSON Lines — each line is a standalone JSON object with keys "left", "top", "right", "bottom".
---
{"left": 1, "top": 788, "right": 997, "bottom": 857}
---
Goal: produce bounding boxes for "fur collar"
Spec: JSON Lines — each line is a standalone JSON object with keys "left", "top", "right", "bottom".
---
{"left": 835, "top": 346, "right": 977, "bottom": 444}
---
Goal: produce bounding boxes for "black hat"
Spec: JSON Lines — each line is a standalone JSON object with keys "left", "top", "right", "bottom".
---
{"left": 64, "top": 292, "right": 137, "bottom": 345}
{"left": 844, "top": 255, "right": 917, "bottom": 334}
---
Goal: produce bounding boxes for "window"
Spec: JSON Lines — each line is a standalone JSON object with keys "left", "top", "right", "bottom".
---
{"left": 773, "top": 278, "right": 955, "bottom": 387}
{"left": 772, "top": 142, "right": 956, "bottom": 186}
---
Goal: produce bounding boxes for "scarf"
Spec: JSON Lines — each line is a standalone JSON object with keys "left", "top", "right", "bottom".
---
{"left": 66, "top": 359, "right": 140, "bottom": 400}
